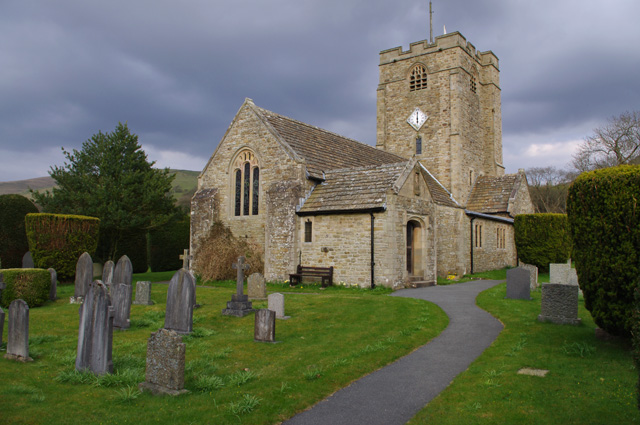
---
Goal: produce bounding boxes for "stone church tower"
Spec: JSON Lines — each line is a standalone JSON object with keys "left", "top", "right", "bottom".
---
{"left": 376, "top": 32, "right": 504, "bottom": 205}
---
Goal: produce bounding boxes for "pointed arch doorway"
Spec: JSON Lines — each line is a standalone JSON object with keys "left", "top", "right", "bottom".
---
{"left": 406, "top": 220, "right": 424, "bottom": 278}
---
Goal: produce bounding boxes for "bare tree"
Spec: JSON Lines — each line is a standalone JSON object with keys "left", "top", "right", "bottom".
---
{"left": 572, "top": 111, "right": 640, "bottom": 172}
{"left": 525, "top": 166, "right": 572, "bottom": 213}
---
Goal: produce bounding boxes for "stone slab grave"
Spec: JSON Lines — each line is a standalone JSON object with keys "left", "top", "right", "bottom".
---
{"left": 222, "top": 256, "right": 255, "bottom": 317}
{"left": 254, "top": 309, "right": 276, "bottom": 342}
{"left": 22, "top": 251, "right": 34, "bottom": 268}
{"left": 519, "top": 261, "right": 538, "bottom": 290}
{"left": 76, "top": 281, "right": 114, "bottom": 375}
{"left": 71, "top": 252, "right": 93, "bottom": 304}
{"left": 102, "top": 260, "right": 115, "bottom": 287}
{"left": 505, "top": 267, "right": 532, "bottom": 300}
{"left": 248, "top": 272, "right": 266, "bottom": 300}
{"left": 164, "top": 269, "right": 195, "bottom": 334}
{"left": 139, "top": 328, "right": 189, "bottom": 396}
{"left": 268, "top": 293, "right": 290, "bottom": 319}
{"left": 48, "top": 268, "right": 57, "bottom": 301}
{"left": 111, "top": 282, "right": 132, "bottom": 330}
{"left": 134, "top": 281, "right": 154, "bottom": 305}
{"left": 4, "top": 299, "right": 33, "bottom": 362}
{"left": 114, "top": 255, "right": 133, "bottom": 298}
{"left": 538, "top": 279, "right": 581, "bottom": 325}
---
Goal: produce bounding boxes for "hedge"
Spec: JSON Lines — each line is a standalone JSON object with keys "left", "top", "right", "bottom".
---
{"left": 514, "top": 213, "right": 571, "bottom": 272}
{"left": 25, "top": 213, "right": 100, "bottom": 281}
{"left": 149, "top": 216, "right": 190, "bottom": 272}
{"left": 567, "top": 165, "right": 640, "bottom": 336}
{"left": 0, "top": 195, "right": 39, "bottom": 268}
{"left": 0, "top": 268, "right": 51, "bottom": 308}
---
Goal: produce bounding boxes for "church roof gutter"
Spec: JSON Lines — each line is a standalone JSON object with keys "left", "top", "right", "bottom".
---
{"left": 465, "top": 210, "right": 514, "bottom": 224}
{"left": 297, "top": 206, "right": 386, "bottom": 217}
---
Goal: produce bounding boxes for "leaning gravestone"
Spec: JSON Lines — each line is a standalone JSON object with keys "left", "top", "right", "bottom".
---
{"left": 134, "top": 281, "right": 154, "bottom": 305}
{"left": 76, "top": 281, "right": 114, "bottom": 375}
{"left": 506, "top": 267, "right": 532, "bottom": 300}
{"left": 164, "top": 269, "right": 195, "bottom": 334}
{"left": 254, "top": 309, "right": 276, "bottom": 342}
{"left": 222, "top": 256, "right": 254, "bottom": 317}
{"left": 139, "top": 328, "right": 189, "bottom": 396}
{"left": 268, "top": 293, "right": 290, "bottom": 319}
{"left": 4, "top": 299, "right": 33, "bottom": 362}
{"left": 22, "top": 251, "right": 34, "bottom": 268}
{"left": 111, "top": 282, "right": 132, "bottom": 330}
{"left": 72, "top": 252, "right": 93, "bottom": 304}
{"left": 102, "top": 260, "right": 115, "bottom": 287}
{"left": 519, "top": 262, "right": 538, "bottom": 290}
{"left": 48, "top": 268, "right": 57, "bottom": 301}
{"left": 248, "top": 273, "right": 267, "bottom": 300}
{"left": 538, "top": 280, "right": 581, "bottom": 325}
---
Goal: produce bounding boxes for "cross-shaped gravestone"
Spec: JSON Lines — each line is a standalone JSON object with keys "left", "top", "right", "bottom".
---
{"left": 179, "top": 249, "right": 193, "bottom": 270}
{"left": 232, "top": 256, "right": 250, "bottom": 297}
{"left": 222, "top": 256, "right": 254, "bottom": 317}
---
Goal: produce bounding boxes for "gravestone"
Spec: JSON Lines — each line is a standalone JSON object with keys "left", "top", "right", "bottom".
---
{"left": 48, "top": 268, "right": 57, "bottom": 301}
{"left": 538, "top": 281, "right": 581, "bottom": 325}
{"left": 134, "top": 281, "right": 154, "bottom": 305}
{"left": 76, "top": 281, "right": 114, "bottom": 375}
{"left": 114, "top": 255, "right": 133, "bottom": 298}
{"left": 505, "top": 267, "right": 532, "bottom": 300}
{"left": 139, "top": 328, "right": 188, "bottom": 396}
{"left": 254, "top": 309, "right": 276, "bottom": 342}
{"left": 248, "top": 273, "right": 267, "bottom": 300}
{"left": 102, "top": 260, "right": 115, "bottom": 287}
{"left": 222, "top": 256, "right": 254, "bottom": 317}
{"left": 111, "top": 282, "right": 132, "bottom": 330}
{"left": 22, "top": 251, "right": 34, "bottom": 268}
{"left": 268, "top": 293, "right": 290, "bottom": 319}
{"left": 179, "top": 249, "right": 192, "bottom": 270}
{"left": 4, "top": 299, "right": 33, "bottom": 362}
{"left": 164, "top": 269, "right": 195, "bottom": 334}
{"left": 519, "top": 262, "right": 538, "bottom": 290}
{"left": 549, "top": 263, "right": 570, "bottom": 284}
{"left": 72, "top": 252, "right": 93, "bottom": 304}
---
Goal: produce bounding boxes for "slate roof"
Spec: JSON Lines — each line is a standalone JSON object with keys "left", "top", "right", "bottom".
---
{"left": 466, "top": 174, "right": 522, "bottom": 214}
{"left": 254, "top": 105, "right": 406, "bottom": 179}
{"left": 419, "top": 165, "right": 460, "bottom": 208}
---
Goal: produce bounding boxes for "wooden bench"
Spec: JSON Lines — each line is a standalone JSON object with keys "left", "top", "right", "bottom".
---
{"left": 289, "top": 265, "right": 334, "bottom": 287}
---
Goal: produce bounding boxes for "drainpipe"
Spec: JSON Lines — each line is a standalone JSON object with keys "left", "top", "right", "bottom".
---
{"left": 470, "top": 216, "right": 475, "bottom": 274}
{"left": 370, "top": 212, "right": 376, "bottom": 289}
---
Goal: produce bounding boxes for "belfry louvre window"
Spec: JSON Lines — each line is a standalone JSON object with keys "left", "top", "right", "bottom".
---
{"left": 470, "top": 75, "right": 477, "bottom": 93}
{"left": 233, "top": 150, "right": 260, "bottom": 216}
{"left": 410, "top": 64, "right": 428, "bottom": 91}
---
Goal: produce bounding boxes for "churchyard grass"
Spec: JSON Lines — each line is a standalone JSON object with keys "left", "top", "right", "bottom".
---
{"left": 407, "top": 282, "right": 638, "bottom": 425}
{"left": 0, "top": 275, "right": 447, "bottom": 424}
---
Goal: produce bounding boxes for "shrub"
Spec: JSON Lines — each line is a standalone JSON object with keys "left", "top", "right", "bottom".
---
{"left": 567, "top": 165, "right": 640, "bottom": 336}
{"left": 25, "top": 213, "right": 100, "bottom": 281}
{"left": 149, "top": 216, "right": 190, "bottom": 272}
{"left": 0, "top": 268, "right": 51, "bottom": 308}
{"left": 193, "top": 222, "right": 263, "bottom": 281}
{"left": 514, "top": 213, "right": 571, "bottom": 272}
{"left": 0, "top": 195, "right": 39, "bottom": 268}
{"left": 633, "top": 287, "right": 640, "bottom": 410}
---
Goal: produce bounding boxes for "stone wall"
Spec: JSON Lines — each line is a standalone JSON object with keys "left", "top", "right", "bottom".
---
{"left": 434, "top": 205, "right": 468, "bottom": 277}
{"left": 471, "top": 218, "right": 517, "bottom": 273}
{"left": 190, "top": 188, "right": 218, "bottom": 258}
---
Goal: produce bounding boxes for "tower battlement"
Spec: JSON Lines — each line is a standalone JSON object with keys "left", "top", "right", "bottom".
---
{"left": 379, "top": 31, "right": 499, "bottom": 70}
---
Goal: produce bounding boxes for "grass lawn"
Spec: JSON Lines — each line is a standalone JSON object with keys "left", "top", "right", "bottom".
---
{"left": 0, "top": 276, "right": 447, "bottom": 424}
{"left": 407, "top": 281, "right": 639, "bottom": 424}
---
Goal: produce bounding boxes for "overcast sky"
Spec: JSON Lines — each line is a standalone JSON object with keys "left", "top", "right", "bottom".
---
{"left": 1, "top": 0, "right": 639, "bottom": 182}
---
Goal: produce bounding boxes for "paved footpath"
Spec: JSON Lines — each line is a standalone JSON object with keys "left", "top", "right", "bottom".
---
{"left": 282, "top": 280, "right": 504, "bottom": 425}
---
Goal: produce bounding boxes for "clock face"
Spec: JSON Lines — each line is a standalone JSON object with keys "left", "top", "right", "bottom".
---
{"left": 407, "top": 108, "right": 428, "bottom": 131}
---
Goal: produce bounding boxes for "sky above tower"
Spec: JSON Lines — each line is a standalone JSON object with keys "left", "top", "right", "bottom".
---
{"left": 1, "top": 0, "right": 639, "bottom": 181}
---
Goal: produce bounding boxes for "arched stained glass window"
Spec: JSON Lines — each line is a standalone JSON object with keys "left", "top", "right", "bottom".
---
{"left": 232, "top": 149, "right": 260, "bottom": 217}
{"left": 252, "top": 167, "right": 260, "bottom": 215}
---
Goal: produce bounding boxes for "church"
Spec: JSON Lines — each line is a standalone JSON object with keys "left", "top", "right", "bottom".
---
{"left": 190, "top": 31, "right": 533, "bottom": 288}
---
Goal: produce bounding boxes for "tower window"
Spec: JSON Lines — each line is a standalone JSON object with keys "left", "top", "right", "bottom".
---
{"left": 410, "top": 64, "right": 428, "bottom": 91}
{"left": 416, "top": 136, "right": 422, "bottom": 155}
{"left": 470, "top": 75, "right": 477, "bottom": 93}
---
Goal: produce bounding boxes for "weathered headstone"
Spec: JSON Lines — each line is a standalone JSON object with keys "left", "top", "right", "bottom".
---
{"left": 102, "top": 260, "right": 115, "bottom": 287}
{"left": 134, "top": 281, "right": 154, "bottom": 305}
{"left": 549, "top": 263, "right": 570, "bottom": 284}
{"left": 48, "top": 268, "right": 57, "bottom": 301}
{"left": 114, "top": 255, "right": 133, "bottom": 298}
{"left": 505, "top": 267, "right": 532, "bottom": 300}
{"left": 139, "top": 328, "right": 189, "bottom": 396}
{"left": 567, "top": 268, "right": 579, "bottom": 286}
{"left": 111, "top": 282, "right": 132, "bottom": 330}
{"left": 222, "top": 256, "right": 254, "bottom": 317}
{"left": 519, "top": 262, "right": 538, "bottom": 290}
{"left": 76, "top": 281, "right": 114, "bottom": 375}
{"left": 268, "top": 293, "right": 290, "bottom": 319}
{"left": 4, "top": 299, "right": 33, "bottom": 362}
{"left": 164, "top": 269, "right": 195, "bottom": 334}
{"left": 179, "top": 249, "right": 192, "bottom": 270}
{"left": 248, "top": 273, "right": 267, "bottom": 300}
{"left": 538, "top": 280, "right": 581, "bottom": 325}
{"left": 254, "top": 309, "right": 276, "bottom": 342}
{"left": 22, "top": 251, "right": 34, "bottom": 268}
{"left": 72, "top": 252, "right": 93, "bottom": 304}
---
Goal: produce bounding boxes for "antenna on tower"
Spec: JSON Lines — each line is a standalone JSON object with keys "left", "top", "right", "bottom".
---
{"left": 429, "top": 1, "right": 433, "bottom": 43}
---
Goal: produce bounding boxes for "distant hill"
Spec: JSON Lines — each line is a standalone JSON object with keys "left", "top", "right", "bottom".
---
{"left": 0, "top": 169, "right": 200, "bottom": 209}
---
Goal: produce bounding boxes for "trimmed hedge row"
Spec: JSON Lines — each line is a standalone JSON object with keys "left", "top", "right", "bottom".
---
{"left": 0, "top": 268, "right": 50, "bottom": 308}
{"left": 0, "top": 195, "right": 38, "bottom": 268}
{"left": 149, "top": 216, "right": 190, "bottom": 272}
{"left": 514, "top": 213, "right": 571, "bottom": 272}
{"left": 567, "top": 165, "right": 640, "bottom": 336}
{"left": 25, "top": 213, "right": 100, "bottom": 281}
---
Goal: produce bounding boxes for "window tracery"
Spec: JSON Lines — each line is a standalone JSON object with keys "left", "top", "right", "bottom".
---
{"left": 409, "top": 64, "right": 428, "bottom": 91}
{"left": 232, "top": 150, "right": 260, "bottom": 216}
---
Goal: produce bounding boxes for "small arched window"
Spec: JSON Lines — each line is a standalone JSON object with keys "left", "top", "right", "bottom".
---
{"left": 410, "top": 64, "right": 428, "bottom": 91}
{"left": 232, "top": 150, "right": 260, "bottom": 216}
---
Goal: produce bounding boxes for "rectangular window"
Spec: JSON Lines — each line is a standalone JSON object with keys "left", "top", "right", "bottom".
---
{"left": 416, "top": 136, "right": 422, "bottom": 155}
{"left": 475, "top": 223, "right": 483, "bottom": 248}
{"left": 304, "top": 220, "right": 312, "bottom": 243}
